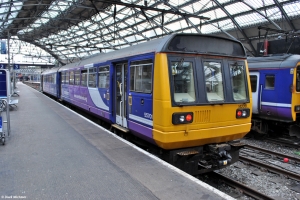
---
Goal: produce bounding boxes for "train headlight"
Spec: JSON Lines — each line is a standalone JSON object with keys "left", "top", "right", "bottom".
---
{"left": 172, "top": 112, "right": 193, "bottom": 124}
{"left": 236, "top": 108, "right": 250, "bottom": 118}
{"left": 295, "top": 105, "right": 300, "bottom": 112}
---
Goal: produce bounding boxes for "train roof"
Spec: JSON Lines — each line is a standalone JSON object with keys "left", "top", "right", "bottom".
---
{"left": 55, "top": 33, "right": 245, "bottom": 72}
{"left": 247, "top": 54, "right": 300, "bottom": 69}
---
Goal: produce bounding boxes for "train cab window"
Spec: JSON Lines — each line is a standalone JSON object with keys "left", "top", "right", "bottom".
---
{"left": 88, "top": 67, "right": 97, "bottom": 88}
{"left": 204, "top": 61, "right": 224, "bottom": 102}
{"left": 250, "top": 75, "right": 257, "bottom": 92}
{"left": 74, "top": 70, "right": 80, "bottom": 85}
{"left": 98, "top": 66, "right": 110, "bottom": 88}
{"left": 81, "top": 69, "right": 87, "bottom": 87}
{"left": 296, "top": 66, "right": 300, "bottom": 92}
{"left": 69, "top": 71, "right": 74, "bottom": 85}
{"left": 130, "top": 60, "right": 153, "bottom": 93}
{"left": 265, "top": 75, "right": 275, "bottom": 89}
{"left": 171, "top": 60, "right": 195, "bottom": 103}
{"left": 230, "top": 63, "right": 248, "bottom": 101}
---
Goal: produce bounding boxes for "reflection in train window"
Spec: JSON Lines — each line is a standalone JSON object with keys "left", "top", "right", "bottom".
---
{"left": 230, "top": 63, "right": 247, "bottom": 101}
{"left": 98, "top": 66, "right": 110, "bottom": 88}
{"left": 171, "top": 60, "right": 195, "bottom": 103}
{"left": 88, "top": 67, "right": 97, "bottom": 88}
{"left": 130, "top": 60, "right": 153, "bottom": 93}
{"left": 204, "top": 61, "right": 224, "bottom": 102}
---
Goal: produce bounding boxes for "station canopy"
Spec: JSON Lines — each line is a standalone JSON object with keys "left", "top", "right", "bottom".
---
{"left": 0, "top": 0, "right": 299, "bottom": 66}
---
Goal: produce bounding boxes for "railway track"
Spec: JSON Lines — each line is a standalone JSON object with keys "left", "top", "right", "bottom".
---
{"left": 202, "top": 144, "right": 300, "bottom": 200}
{"left": 264, "top": 137, "right": 300, "bottom": 149}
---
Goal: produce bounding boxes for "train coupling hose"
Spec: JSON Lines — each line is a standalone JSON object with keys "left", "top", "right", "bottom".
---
{"left": 218, "top": 150, "right": 232, "bottom": 166}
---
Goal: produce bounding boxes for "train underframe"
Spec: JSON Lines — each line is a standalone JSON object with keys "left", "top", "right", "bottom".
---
{"left": 251, "top": 116, "right": 300, "bottom": 138}
{"left": 161, "top": 140, "right": 245, "bottom": 175}
{"left": 112, "top": 126, "right": 245, "bottom": 175}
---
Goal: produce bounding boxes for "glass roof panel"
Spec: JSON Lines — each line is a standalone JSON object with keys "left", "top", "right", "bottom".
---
{"left": 283, "top": 2, "right": 300, "bottom": 17}
{"left": 244, "top": 0, "right": 275, "bottom": 9}
{"left": 225, "top": 2, "right": 251, "bottom": 15}
{"left": 0, "top": 1, "right": 23, "bottom": 29}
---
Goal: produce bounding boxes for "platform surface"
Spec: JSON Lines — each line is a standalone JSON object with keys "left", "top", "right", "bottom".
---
{"left": 0, "top": 82, "right": 234, "bottom": 200}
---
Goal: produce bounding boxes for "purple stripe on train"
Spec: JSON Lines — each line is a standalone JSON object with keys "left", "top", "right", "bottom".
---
{"left": 261, "top": 105, "right": 292, "bottom": 120}
{"left": 128, "top": 120, "right": 155, "bottom": 144}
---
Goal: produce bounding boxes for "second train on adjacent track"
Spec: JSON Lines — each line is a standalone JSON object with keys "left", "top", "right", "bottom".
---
{"left": 41, "top": 33, "right": 252, "bottom": 175}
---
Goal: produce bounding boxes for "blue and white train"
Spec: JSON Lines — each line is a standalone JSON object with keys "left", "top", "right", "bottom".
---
{"left": 248, "top": 54, "right": 300, "bottom": 137}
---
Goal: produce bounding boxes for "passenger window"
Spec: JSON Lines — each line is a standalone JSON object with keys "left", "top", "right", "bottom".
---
{"left": 69, "top": 71, "right": 74, "bottom": 85}
{"left": 170, "top": 59, "right": 195, "bottom": 103}
{"left": 88, "top": 67, "right": 97, "bottom": 88}
{"left": 81, "top": 69, "right": 87, "bottom": 87}
{"left": 250, "top": 75, "right": 257, "bottom": 92}
{"left": 98, "top": 66, "right": 110, "bottom": 88}
{"left": 65, "top": 71, "right": 69, "bottom": 85}
{"left": 265, "top": 75, "right": 275, "bottom": 89}
{"left": 61, "top": 72, "right": 65, "bottom": 84}
{"left": 204, "top": 61, "right": 224, "bottom": 102}
{"left": 74, "top": 70, "right": 80, "bottom": 85}
{"left": 230, "top": 63, "right": 247, "bottom": 101}
{"left": 130, "top": 59, "right": 153, "bottom": 93}
{"left": 296, "top": 66, "right": 300, "bottom": 92}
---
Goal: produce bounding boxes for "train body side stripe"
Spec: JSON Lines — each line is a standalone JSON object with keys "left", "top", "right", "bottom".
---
{"left": 129, "top": 114, "right": 153, "bottom": 126}
{"left": 88, "top": 88, "right": 109, "bottom": 111}
{"left": 261, "top": 102, "right": 291, "bottom": 108}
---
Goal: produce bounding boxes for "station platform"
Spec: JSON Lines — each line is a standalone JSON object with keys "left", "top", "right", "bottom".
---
{"left": 0, "top": 82, "right": 234, "bottom": 200}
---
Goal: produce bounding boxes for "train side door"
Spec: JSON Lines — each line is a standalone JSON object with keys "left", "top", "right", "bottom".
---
{"left": 250, "top": 72, "right": 260, "bottom": 114}
{"left": 115, "top": 63, "right": 128, "bottom": 128}
{"left": 260, "top": 72, "right": 278, "bottom": 117}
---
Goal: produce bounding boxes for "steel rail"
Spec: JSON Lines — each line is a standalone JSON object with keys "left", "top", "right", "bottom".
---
{"left": 239, "top": 155, "right": 300, "bottom": 182}
{"left": 212, "top": 172, "right": 275, "bottom": 200}
{"left": 244, "top": 144, "right": 300, "bottom": 163}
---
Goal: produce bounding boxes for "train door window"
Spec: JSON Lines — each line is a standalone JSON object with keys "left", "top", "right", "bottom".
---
{"left": 130, "top": 59, "right": 153, "bottom": 93}
{"left": 52, "top": 73, "right": 56, "bottom": 84}
{"left": 88, "top": 67, "right": 97, "bottom": 88}
{"left": 98, "top": 66, "right": 110, "bottom": 88}
{"left": 65, "top": 71, "right": 69, "bottom": 85}
{"left": 61, "top": 71, "right": 65, "bottom": 84}
{"left": 296, "top": 66, "right": 300, "bottom": 92}
{"left": 74, "top": 70, "right": 80, "bottom": 85}
{"left": 230, "top": 63, "right": 248, "bottom": 101}
{"left": 81, "top": 69, "right": 87, "bottom": 87}
{"left": 69, "top": 71, "right": 74, "bottom": 85}
{"left": 170, "top": 59, "right": 195, "bottom": 102}
{"left": 204, "top": 61, "right": 224, "bottom": 102}
{"left": 250, "top": 75, "right": 257, "bottom": 92}
{"left": 265, "top": 75, "right": 275, "bottom": 89}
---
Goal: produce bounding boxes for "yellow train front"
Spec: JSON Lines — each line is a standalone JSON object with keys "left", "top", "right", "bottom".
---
{"left": 149, "top": 34, "right": 252, "bottom": 174}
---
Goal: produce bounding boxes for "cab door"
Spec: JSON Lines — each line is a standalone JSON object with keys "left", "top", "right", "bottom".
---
{"left": 115, "top": 63, "right": 128, "bottom": 128}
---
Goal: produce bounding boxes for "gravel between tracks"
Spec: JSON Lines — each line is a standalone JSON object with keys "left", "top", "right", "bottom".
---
{"left": 212, "top": 138, "right": 300, "bottom": 200}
